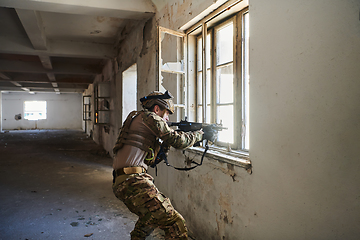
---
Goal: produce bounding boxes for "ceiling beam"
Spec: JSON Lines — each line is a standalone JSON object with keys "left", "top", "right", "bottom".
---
{"left": 15, "top": 9, "right": 47, "bottom": 50}
{"left": 39, "top": 55, "right": 53, "bottom": 69}
{"left": 0, "top": 0, "right": 155, "bottom": 20}
{"left": 0, "top": 86, "right": 25, "bottom": 91}
{"left": 0, "top": 36, "right": 114, "bottom": 59}
{"left": 1, "top": 77, "right": 94, "bottom": 84}
{"left": 10, "top": 81, "right": 22, "bottom": 87}
{"left": 0, "top": 59, "right": 101, "bottom": 75}
{"left": 46, "top": 73, "right": 56, "bottom": 81}
{"left": 0, "top": 72, "right": 11, "bottom": 80}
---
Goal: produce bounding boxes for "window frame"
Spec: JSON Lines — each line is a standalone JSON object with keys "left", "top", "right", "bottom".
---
{"left": 188, "top": 7, "right": 249, "bottom": 152}
{"left": 158, "top": 1, "right": 251, "bottom": 168}
{"left": 158, "top": 26, "right": 187, "bottom": 122}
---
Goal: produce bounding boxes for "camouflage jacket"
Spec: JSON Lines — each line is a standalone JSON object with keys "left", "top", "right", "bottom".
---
{"left": 113, "top": 110, "right": 203, "bottom": 166}
{"left": 141, "top": 109, "right": 203, "bottom": 149}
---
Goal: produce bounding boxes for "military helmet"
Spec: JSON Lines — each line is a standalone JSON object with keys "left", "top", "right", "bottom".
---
{"left": 140, "top": 90, "right": 175, "bottom": 114}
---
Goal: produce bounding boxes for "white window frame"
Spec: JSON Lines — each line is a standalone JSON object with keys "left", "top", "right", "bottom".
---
{"left": 158, "top": 26, "right": 187, "bottom": 122}
{"left": 188, "top": 6, "right": 249, "bottom": 150}
{"left": 158, "top": 1, "right": 251, "bottom": 169}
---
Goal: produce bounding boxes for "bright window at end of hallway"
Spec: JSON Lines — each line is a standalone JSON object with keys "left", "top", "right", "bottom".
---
{"left": 24, "top": 101, "right": 47, "bottom": 120}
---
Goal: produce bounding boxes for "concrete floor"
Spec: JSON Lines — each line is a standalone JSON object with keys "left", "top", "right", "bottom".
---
{"left": 0, "top": 130, "right": 165, "bottom": 240}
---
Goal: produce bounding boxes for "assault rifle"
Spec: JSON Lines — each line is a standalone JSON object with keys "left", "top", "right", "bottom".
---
{"left": 151, "top": 118, "right": 227, "bottom": 171}
{"left": 168, "top": 118, "right": 227, "bottom": 146}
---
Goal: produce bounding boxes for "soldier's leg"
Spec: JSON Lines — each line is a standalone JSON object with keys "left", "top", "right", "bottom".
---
{"left": 113, "top": 173, "right": 188, "bottom": 239}
{"left": 145, "top": 193, "right": 188, "bottom": 240}
{"left": 130, "top": 219, "right": 155, "bottom": 240}
{"left": 159, "top": 209, "right": 188, "bottom": 240}
{"left": 113, "top": 173, "right": 159, "bottom": 239}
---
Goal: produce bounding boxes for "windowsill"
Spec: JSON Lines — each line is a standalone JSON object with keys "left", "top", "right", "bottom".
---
{"left": 186, "top": 145, "right": 252, "bottom": 172}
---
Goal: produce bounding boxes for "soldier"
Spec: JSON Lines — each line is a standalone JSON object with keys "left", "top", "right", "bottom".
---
{"left": 112, "top": 90, "right": 204, "bottom": 240}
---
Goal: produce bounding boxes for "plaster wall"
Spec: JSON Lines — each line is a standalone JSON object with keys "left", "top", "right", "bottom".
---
{"left": 84, "top": 0, "right": 360, "bottom": 239}
{"left": 85, "top": 15, "right": 159, "bottom": 155}
{"left": 151, "top": 0, "right": 360, "bottom": 239}
{"left": 2, "top": 92, "right": 82, "bottom": 130}
{"left": 83, "top": 0, "right": 220, "bottom": 154}
{"left": 244, "top": 1, "right": 360, "bottom": 239}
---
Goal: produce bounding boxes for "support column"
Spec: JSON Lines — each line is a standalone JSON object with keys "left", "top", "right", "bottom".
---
{"left": 0, "top": 92, "right": 2, "bottom": 132}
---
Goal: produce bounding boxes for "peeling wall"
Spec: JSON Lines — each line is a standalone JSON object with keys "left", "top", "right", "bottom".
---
{"left": 83, "top": 16, "right": 158, "bottom": 155}
{"left": 84, "top": 0, "right": 360, "bottom": 239}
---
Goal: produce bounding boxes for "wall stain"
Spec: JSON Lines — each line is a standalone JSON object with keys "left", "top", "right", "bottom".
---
{"left": 140, "top": 18, "right": 154, "bottom": 57}
{"left": 96, "top": 16, "right": 106, "bottom": 23}
{"left": 216, "top": 192, "right": 234, "bottom": 237}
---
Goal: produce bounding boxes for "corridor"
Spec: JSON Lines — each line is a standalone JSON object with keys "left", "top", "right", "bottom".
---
{"left": 0, "top": 130, "right": 165, "bottom": 240}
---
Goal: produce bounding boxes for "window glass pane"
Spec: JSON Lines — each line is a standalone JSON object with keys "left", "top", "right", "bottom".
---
{"left": 197, "top": 71, "right": 203, "bottom": 122}
{"left": 206, "top": 69, "right": 211, "bottom": 123}
{"left": 24, "top": 101, "right": 47, "bottom": 120}
{"left": 197, "top": 38, "right": 202, "bottom": 71}
{"left": 217, "top": 105, "right": 234, "bottom": 144}
{"left": 197, "top": 106, "right": 203, "bottom": 122}
{"left": 206, "top": 33, "right": 211, "bottom": 69}
{"left": 197, "top": 71, "right": 202, "bottom": 104}
{"left": 161, "top": 72, "right": 184, "bottom": 121}
{"left": 216, "top": 23, "right": 233, "bottom": 65}
{"left": 198, "top": 34, "right": 211, "bottom": 71}
{"left": 161, "top": 31, "right": 182, "bottom": 65}
{"left": 197, "top": 69, "right": 211, "bottom": 123}
{"left": 216, "top": 64, "right": 233, "bottom": 104}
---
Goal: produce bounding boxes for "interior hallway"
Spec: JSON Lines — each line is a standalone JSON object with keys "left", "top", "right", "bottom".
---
{"left": 0, "top": 130, "right": 166, "bottom": 240}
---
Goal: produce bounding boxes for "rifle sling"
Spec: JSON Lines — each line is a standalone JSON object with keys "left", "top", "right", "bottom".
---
{"left": 163, "top": 140, "right": 209, "bottom": 171}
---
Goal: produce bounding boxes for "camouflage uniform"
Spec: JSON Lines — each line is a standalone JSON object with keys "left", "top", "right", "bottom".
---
{"left": 112, "top": 109, "right": 202, "bottom": 240}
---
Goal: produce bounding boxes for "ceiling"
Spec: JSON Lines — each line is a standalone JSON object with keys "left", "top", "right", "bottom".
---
{"left": 0, "top": 0, "right": 155, "bottom": 94}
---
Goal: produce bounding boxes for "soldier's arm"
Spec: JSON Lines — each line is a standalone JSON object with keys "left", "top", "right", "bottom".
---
{"left": 142, "top": 111, "right": 203, "bottom": 149}
{"left": 162, "top": 129, "right": 203, "bottom": 149}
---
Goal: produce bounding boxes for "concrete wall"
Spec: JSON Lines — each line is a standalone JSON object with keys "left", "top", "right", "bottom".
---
{"left": 85, "top": 0, "right": 360, "bottom": 239}
{"left": 83, "top": 16, "right": 158, "bottom": 153}
{"left": 2, "top": 92, "right": 82, "bottom": 130}
{"left": 0, "top": 92, "right": 2, "bottom": 132}
{"left": 245, "top": 1, "right": 360, "bottom": 239}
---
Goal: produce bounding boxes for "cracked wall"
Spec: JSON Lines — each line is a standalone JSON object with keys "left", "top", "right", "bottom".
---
{"left": 83, "top": 0, "right": 360, "bottom": 239}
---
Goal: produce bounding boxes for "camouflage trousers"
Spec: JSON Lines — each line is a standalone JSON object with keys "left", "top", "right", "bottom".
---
{"left": 112, "top": 173, "right": 188, "bottom": 240}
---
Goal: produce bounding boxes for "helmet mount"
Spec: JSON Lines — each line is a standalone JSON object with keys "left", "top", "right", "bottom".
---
{"left": 140, "top": 90, "right": 175, "bottom": 114}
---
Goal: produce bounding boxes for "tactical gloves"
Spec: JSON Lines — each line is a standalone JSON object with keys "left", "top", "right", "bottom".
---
{"left": 202, "top": 125, "right": 218, "bottom": 143}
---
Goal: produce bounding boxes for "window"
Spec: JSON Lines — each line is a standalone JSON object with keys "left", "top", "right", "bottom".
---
{"left": 122, "top": 64, "right": 137, "bottom": 123}
{"left": 188, "top": 5, "right": 249, "bottom": 151}
{"left": 94, "top": 83, "right": 110, "bottom": 124}
{"left": 24, "top": 101, "right": 47, "bottom": 120}
{"left": 158, "top": 1, "right": 250, "bottom": 163}
{"left": 83, "top": 95, "right": 91, "bottom": 121}
{"left": 158, "top": 27, "right": 186, "bottom": 122}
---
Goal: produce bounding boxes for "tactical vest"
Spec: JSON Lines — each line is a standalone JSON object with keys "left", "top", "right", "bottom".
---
{"left": 113, "top": 110, "right": 160, "bottom": 166}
